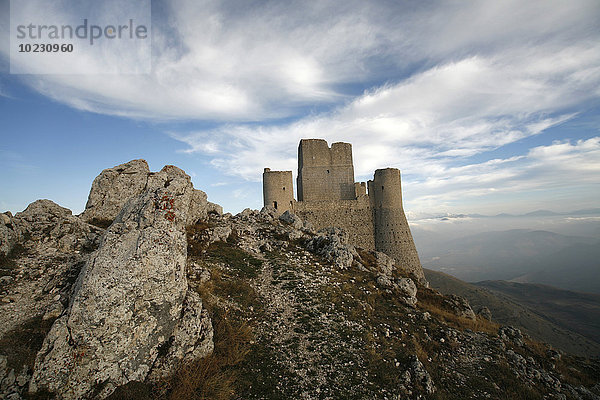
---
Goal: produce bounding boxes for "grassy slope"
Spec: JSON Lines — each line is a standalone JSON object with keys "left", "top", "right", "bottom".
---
{"left": 475, "top": 280, "right": 600, "bottom": 345}
{"left": 424, "top": 268, "right": 600, "bottom": 358}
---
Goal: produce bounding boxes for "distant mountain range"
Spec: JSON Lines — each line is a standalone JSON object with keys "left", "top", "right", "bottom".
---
{"left": 411, "top": 208, "right": 600, "bottom": 221}
{"left": 419, "top": 229, "right": 600, "bottom": 293}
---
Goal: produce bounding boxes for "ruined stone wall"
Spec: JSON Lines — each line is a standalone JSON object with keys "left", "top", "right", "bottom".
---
{"left": 293, "top": 196, "right": 375, "bottom": 251}
{"left": 354, "top": 182, "right": 367, "bottom": 197}
{"left": 297, "top": 139, "right": 356, "bottom": 202}
{"left": 263, "top": 169, "right": 294, "bottom": 214}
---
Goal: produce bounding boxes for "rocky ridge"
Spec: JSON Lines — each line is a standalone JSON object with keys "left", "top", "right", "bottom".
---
{"left": 183, "top": 207, "right": 600, "bottom": 399}
{"left": 0, "top": 160, "right": 598, "bottom": 399}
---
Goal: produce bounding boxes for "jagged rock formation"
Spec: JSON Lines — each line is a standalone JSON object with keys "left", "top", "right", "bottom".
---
{"left": 80, "top": 159, "right": 222, "bottom": 226}
{"left": 28, "top": 166, "right": 213, "bottom": 399}
{"left": 80, "top": 159, "right": 151, "bottom": 224}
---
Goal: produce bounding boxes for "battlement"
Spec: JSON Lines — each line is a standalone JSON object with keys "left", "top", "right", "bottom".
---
{"left": 263, "top": 139, "right": 424, "bottom": 282}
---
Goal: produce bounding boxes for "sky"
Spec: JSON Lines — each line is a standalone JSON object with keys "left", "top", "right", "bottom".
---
{"left": 0, "top": 0, "right": 599, "bottom": 217}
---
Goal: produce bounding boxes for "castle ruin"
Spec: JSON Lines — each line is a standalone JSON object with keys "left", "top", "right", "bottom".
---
{"left": 263, "top": 139, "right": 424, "bottom": 281}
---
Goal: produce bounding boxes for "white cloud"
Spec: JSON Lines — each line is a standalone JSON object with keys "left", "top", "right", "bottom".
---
{"left": 171, "top": 47, "right": 599, "bottom": 181}
{"left": 405, "top": 138, "right": 600, "bottom": 211}
{"left": 3, "top": 0, "right": 598, "bottom": 121}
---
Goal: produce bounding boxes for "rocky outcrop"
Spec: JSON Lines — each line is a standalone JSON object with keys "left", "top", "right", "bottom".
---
{"left": 306, "top": 227, "right": 356, "bottom": 270}
{"left": 401, "top": 355, "right": 436, "bottom": 395}
{"left": 188, "top": 189, "right": 223, "bottom": 226}
{"left": 279, "top": 210, "right": 303, "bottom": 230}
{"left": 29, "top": 166, "right": 213, "bottom": 399}
{"left": 147, "top": 290, "right": 213, "bottom": 381}
{"left": 477, "top": 306, "right": 492, "bottom": 321}
{"left": 0, "top": 200, "right": 102, "bottom": 339}
{"left": 80, "top": 159, "right": 150, "bottom": 224}
{"left": 0, "top": 212, "right": 17, "bottom": 257}
{"left": 445, "top": 294, "right": 476, "bottom": 320}
{"left": 80, "top": 159, "right": 222, "bottom": 226}
{"left": 499, "top": 326, "right": 525, "bottom": 347}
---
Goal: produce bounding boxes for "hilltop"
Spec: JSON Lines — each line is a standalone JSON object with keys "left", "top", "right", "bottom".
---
{"left": 0, "top": 160, "right": 599, "bottom": 399}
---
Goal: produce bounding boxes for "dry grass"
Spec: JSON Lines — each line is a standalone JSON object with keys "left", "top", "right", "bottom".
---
{"left": 356, "top": 249, "right": 378, "bottom": 271}
{"left": 523, "top": 338, "right": 549, "bottom": 359}
{"left": 417, "top": 287, "right": 499, "bottom": 335}
{"left": 167, "top": 309, "right": 252, "bottom": 400}
{"left": 555, "top": 354, "right": 600, "bottom": 387}
{"left": 411, "top": 336, "right": 430, "bottom": 364}
{"left": 205, "top": 241, "right": 262, "bottom": 279}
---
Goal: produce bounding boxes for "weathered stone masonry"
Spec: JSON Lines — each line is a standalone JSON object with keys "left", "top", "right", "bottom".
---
{"left": 263, "top": 139, "right": 424, "bottom": 281}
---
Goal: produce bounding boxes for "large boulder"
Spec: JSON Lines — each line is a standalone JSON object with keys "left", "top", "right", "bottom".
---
{"left": 187, "top": 189, "right": 223, "bottom": 225}
{"left": 29, "top": 165, "right": 213, "bottom": 399}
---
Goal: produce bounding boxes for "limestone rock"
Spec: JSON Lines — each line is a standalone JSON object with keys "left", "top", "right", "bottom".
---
{"left": 186, "top": 189, "right": 221, "bottom": 226}
{"left": 499, "top": 326, "right": 525, "bottom": 347}
{"left": 42, "top": 302, "right": 64, "bottom": 321}
{"left": 80, "top": 160, "right": 220, "bottom": 228}
{"left": 407, "top": 356, "right": 435, "bottom": 394}
{"left": 477, "top": 306, "right": 492, "bottom": 321}
{"left": 17, "top": 199, "right": 100, "bottom": 253}
{"left": 377, "top": 275, "right": 417, "bottom": 306}
{"left": 237, "top": 208, "right": 255, "bottom": 219}
{"left": 29, "top": 165, "right": 210, "bottom": 399}
{"left": 259, "top": 205, "right": 278, "bottom": 222}
{"left": 0, "top": 212, "right": 17, "bottom": 256}
{"left": 396, "top": 278, "right": 418, "bottom": 306}
{"left": 376, "top": 275, "right": 393, "bottom": 288}
{"left": 207, "top": 202, "right": 223, "bottom": 216}
{"left": 307, "top": 228, "right": 355, "bottom": 269}
{"left": 80, "top": 159, "right": 150, "bottom": 224}
{"left": 445, "top": 294, "right": 476, "bottom": 320}
{"left": 0, "top": 213, "right": 10, "bottom": 225}
{"left": 188, "top": 261, "right": 211, "bottom": 284}
{"left": 2, "top": 200, "right": 90, "bottom": 257}
{"left": 279, "top": 210, "right": 303, "bottom": 230}
{"left": 374, "top": 251, "right": 396, "bottom": 276}
{"left": 148, "top": 290, "right": 213, "bottom": 381}
{"left": 209, "top": 226, "right": 232, "bottom": 243}
{"left": 0, "top": 200, "right": 101, "bottom": 340}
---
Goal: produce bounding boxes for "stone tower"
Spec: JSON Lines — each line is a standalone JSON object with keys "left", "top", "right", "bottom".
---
{"left": 297, "top": 139, "right": 356, "bottom": 201}
{"left": 263, "top": 168, "right": 294, "bottom": 214}
{"left": 370, "top": 168, "right": 422, "bottom": 277}
{"left": 263, "top": 139, "right": 425, "bottom": 283}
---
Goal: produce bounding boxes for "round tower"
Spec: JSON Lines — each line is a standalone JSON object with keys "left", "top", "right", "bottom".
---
{"left": 371, "top": 168, "right": 424, "bottom": 282}
{"left": 263, "top": 168, "right": 294, "bottom": 214}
